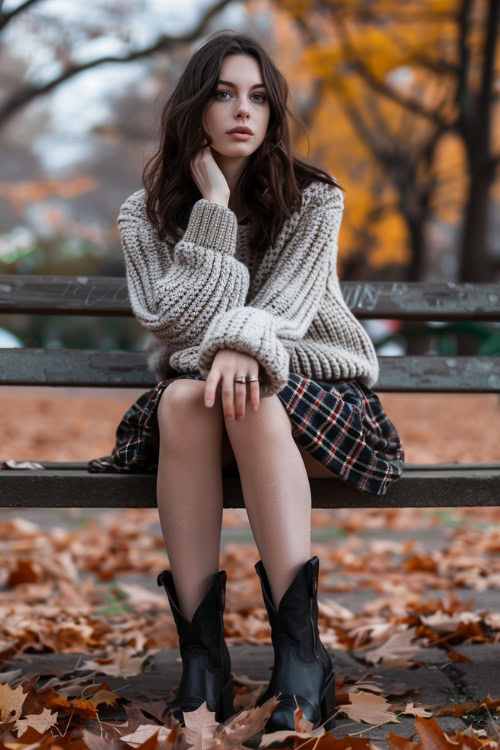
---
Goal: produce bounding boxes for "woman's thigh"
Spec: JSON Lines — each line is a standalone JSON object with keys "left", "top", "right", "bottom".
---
{"left": 222, "top": 393, "right": 333, "bottom": 479}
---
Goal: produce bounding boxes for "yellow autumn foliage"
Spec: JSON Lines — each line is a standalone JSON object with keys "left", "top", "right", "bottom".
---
{"left": 260, "top": 0, "right": 499, "bottom": 276}
{"left": 369, "top": 212, "right": 412, "bottom": 269}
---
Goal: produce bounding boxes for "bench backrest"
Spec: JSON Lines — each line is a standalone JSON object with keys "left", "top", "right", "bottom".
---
{"left": 0, "top": 275, "right": 498, "bottom": 393}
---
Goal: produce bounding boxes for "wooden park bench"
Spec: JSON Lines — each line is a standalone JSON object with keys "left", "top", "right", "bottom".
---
{"left": 0, "top": 275, "right": 498, "bottom": 509}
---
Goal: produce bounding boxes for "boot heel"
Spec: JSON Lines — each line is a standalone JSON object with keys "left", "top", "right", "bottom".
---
{"left": 320, "top": 673, "right": 336, "bottom": 731}
{"left": 217, "top": 675, "right": 234, "bottom": 722}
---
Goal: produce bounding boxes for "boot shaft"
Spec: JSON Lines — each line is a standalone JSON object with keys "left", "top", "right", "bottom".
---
{"left": 255, "top": 556, "right": 325, "bottom": 665}
{"left": 157, "top": 569, "right": 229, "bottom": 671}
{"left": 255, "top": 556, "right": 336, "bottom": 732}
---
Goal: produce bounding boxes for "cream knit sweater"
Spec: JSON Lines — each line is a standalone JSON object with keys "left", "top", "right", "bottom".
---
{"left": 119, "top": 180, "right": 379, "bottom": 398}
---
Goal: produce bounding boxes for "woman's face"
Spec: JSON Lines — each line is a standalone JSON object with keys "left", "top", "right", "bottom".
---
{"left": 203, "top": 53, "right": 270, "bottom": 157}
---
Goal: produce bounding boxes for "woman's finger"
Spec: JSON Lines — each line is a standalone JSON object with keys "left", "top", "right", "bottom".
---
{"left": 204, "top": 370, "right": 220, "bottom": 407}
{"left": 222, "top": 371, "right": 236, "bottom": 421}
{"left": 234, "top": 375, "right": 248, "bottom": 420}
{"left": 249, "top": 378, "right": 260, "bottom": 411}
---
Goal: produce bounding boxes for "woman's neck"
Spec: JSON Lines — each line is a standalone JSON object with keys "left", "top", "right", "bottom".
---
{"left": 228, "top": 193, "right": 247, "bottom": 223}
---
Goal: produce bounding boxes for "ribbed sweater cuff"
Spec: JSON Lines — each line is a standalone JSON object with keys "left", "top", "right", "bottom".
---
{"left": 182, "top": 199, "right": 237, "bottom": 253}
{"left": 197, "top": 307, "right": 290, "bottom": 398}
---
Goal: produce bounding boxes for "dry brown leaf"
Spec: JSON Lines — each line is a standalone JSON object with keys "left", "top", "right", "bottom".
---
{"left": 341, "top": 691, "right": 401, "bottom": 725}
{"left": 213, "top": 695, "right": 280, "bottom": 747}
{"left": 433, "top": 695, "right": 500, "bottom": 718}
{"left": 0, "top": 683, "right": 28, "bottom": 723}
{"left": 86, "top": 688, "right": 123, "bottom": 710}
{"left": 360, "top": 628, "right": 425, "bottom": 668}
{"left": 259, "top": 726, "right": 326, "bottom": 749}
{"left": 400, "top": 702, "right": 433, "bottom": 718}
{"left": 419, "top": 612, "right": 482, "bottom": 633}
{"left": 75, "top": 648, "right": 147, "bottom": 677}
{"left": 119, "top": 723, "right": 173, "bottom": 746}
{"left": 13, "top": 706, "right": 58, "bottom": 738}
{"left": 116, "top": 582, "right": 167, "bottom": 610}
{"left": 387, "top": 716, "right": 500, "bottom": 750}
{"left": 347, "top": 674, "right": 384, "bottom": 695}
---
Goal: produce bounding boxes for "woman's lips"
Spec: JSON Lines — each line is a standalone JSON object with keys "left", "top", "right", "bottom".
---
{"left": 227, "top": 132, "right": 252, "bottom": 140}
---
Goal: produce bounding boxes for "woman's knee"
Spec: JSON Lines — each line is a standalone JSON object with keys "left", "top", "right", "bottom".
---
{"left": 157, "top": 379, "right": 223, "bottom": 437}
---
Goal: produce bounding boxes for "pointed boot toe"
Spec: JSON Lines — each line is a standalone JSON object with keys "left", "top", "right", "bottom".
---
{"left": 260, "top": 693, "right": 312, "bottom": 733}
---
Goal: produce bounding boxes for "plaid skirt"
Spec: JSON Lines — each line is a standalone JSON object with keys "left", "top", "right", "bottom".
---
{"left": 88, "top": 371, "right": 405, "bottom": 496}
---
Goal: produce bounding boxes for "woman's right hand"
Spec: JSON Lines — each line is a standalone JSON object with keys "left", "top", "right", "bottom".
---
{"left": 190, "top": 146, "right": 230, "bottom": 206}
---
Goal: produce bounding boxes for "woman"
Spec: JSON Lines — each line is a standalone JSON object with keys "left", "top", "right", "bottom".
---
{"left": 89, "top": 30, "right": 405, "bottom": 737}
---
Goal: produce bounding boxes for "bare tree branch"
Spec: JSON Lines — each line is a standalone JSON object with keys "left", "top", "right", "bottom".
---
{"left": 0, "top": 0, "right": 43, "bottom": 32}
{"left": 412, "top": 55, "right": 461, "bottom": 77}
{"left": 0, "top": 0, "right": 233, "bottom": 127}
{"left": 334, "top": 13, "right": 450, "bottom": 129}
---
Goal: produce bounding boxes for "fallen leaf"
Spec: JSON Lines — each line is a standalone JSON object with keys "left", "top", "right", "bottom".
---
{"left": 341, "top": 691, "right": 401, "bottom": 725}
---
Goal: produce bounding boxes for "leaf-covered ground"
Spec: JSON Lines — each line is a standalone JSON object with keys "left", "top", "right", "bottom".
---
{"left": 0, "top": 388, "right": 498, "bottom": 748}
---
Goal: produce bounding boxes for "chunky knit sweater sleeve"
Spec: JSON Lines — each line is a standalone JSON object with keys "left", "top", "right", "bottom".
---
{"left": 118, "top": 189, "right": 250, "bottom": 346}
{"left": 197, "top": 183, "right": 345, "bottom": 397}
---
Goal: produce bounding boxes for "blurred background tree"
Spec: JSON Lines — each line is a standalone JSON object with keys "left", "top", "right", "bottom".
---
{"left": 0, "top": 0, "right": 498, "bottom": 355}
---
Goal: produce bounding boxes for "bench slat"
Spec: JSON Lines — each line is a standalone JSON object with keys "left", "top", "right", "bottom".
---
{"left": 0, "top": 349, "right": 498, "bottom": 392}
{"left": 0, "top": 275, "right": 499, "bottom": 320}
{"left": 30, "top": 461, "right": 500, "bottom": 471}
{"left": 0, "top": 466, "right": 498, "bottom": 508}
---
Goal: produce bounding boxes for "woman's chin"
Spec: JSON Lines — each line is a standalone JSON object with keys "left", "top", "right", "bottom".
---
{"left": 214, "top": 143, "right": 255, "bottom": 157}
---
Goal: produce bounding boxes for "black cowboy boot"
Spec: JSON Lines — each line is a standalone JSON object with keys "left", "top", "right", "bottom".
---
{"left": 157, "top": 569, "right": 234, "bottom": 725}
{"left": 254, "top": 556, "right": 336, "bottom": 735}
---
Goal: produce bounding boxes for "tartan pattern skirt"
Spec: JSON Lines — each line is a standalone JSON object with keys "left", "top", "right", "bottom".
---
{"left": 88, "top": 371, "right": 405, "bottom": 496}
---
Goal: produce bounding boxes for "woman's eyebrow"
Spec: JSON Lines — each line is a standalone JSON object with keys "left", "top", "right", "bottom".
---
{"left": 217, "top": 79, "right": 266, "bottom": 89}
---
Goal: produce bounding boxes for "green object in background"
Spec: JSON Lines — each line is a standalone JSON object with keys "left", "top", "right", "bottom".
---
{"left": 478, "top": 331, "right": 500, "bottom": 355}
{"left": 374, "top": 321, "right": 500, "bottom": 356}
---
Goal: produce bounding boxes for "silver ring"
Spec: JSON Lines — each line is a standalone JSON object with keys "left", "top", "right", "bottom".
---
{"left": 234, "top": 375, "right": 247, "bottom": 383}
{"left": 247, "top": 375, "right": 259, "bottom": 382}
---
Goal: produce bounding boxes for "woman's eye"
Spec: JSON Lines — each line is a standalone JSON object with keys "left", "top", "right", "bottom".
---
{"left": 216, "top": 91, "right": 266, "bottom": 102}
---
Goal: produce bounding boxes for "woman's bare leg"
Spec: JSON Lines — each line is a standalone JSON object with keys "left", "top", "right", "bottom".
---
{"left": 224, "top": 395, "right": 317, "bottom": 610}
{"left": 156, "top": 379, "right": 234, "bottom": 623}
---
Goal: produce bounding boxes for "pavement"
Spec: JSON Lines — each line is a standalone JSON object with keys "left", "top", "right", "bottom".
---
{"left": 2, "top": 641, "right": 499, "bottom": 747}
{"left": 0, "top": 508, "right": 498, "bottom": 747}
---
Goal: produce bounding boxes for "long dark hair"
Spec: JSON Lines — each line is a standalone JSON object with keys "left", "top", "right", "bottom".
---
{"left": 143, "top": 30, "right": 345, "bottom": 254}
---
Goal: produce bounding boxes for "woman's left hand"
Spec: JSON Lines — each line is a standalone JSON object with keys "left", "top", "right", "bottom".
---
{"left": 204, "top": 349, "right": 260, "bottom": 421}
